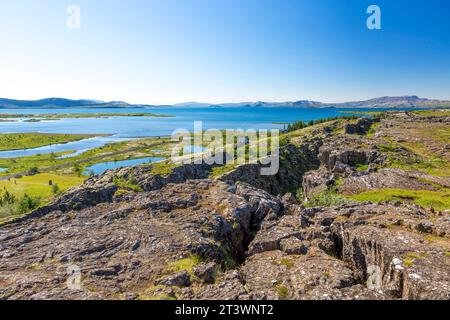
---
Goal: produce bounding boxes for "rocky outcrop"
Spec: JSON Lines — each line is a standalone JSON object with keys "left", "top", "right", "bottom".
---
{"left": 240, "top": 202, "right": 450, "bottom": 300}
{"left": 220, "top": 138, "right": 323, "bottom": 195}
{"left": 5, "top": 162, "right": 217, "bottom": 225}
{"left": 0, "top": 180, "right": 284, "bottom": 300}
{"left": 318, "top": 139, "right": 385, "bottom": 173}
{"left": 344, "top": 118, "right": 380, "bottom": 135}
{"left": 339, "top": 168, "right": 448, "bottom": 195}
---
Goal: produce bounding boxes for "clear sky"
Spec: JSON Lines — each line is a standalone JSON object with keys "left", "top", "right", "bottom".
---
{"left": 1, "top": 0, "right": 449, "bottom": 104}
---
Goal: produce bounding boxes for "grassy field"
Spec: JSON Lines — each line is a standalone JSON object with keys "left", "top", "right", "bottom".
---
{"left": 412, "top": 109, "right": 450, "bottom": 117}
{"left": 346, "top": 189, "right": 450, "bottom": 211}
{"left": 0, "top": 133, "right": 176, "bottom": 222}
{"left": 0, "top": 173, "right": 84, "bottom": 199}
{"left": 0, "top": 173, "right": 84, "bottom": 223}
{"left": 344, "top": 109, "right": 450, "bottom": 210}
{"left": 0, "top": 133, "right": 100, "bottom": 151}
{"left": 0, "top": 135, "right": 173, "bottom": 176}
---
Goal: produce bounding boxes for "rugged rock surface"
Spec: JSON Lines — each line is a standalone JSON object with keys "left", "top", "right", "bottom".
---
{"left": 344, "top": 117, "right": 380, "bottom": 135}
{"left": 0, "top": 179, "right": 283, "bottom": 300}
{"left": 220, "top": 141, "right": 322, "bottom": 195}
{"left": 339, "top": 168, "right": 447, "bottom": 195}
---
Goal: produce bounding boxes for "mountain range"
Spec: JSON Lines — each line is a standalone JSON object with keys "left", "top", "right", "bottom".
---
{"left": 1, "top": 96, "right": 449, "bottom": 109}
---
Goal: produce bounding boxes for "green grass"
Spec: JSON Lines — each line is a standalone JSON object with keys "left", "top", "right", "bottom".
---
{"left": 0, "top": 173, "right": 84, "bottom": 222}
{"left": 346, "top": 188, "right": 450, "bottom": 211}
{"left": 402, "top": 252, "right": 428, "bottom": 260}
{"left": 150, "top": 162, "right": 178, "bottom": 176}
{"left": 0, "top": 173, "right": 84, "bottom": 200}
{"left": 0, "top": 113, "right": 173, "bottom": 119}
{"left": 140, "top": 285, "right": 177, "bottom": 301}
{"left": 355, "top": 164, "right": 369, "bottom": 171}
{"left": 412, "top": 109, "right": 450, "bottom": 117}
{"left": 167, "top": 254, "right": 202, "bottom": 275}
{"left": 285, "top": 116, "right": 359, "bottom": 132}
{"left": 279, "top": 258, "right": 294, "bottom": 269}
{"left": 276, "top": 285, "right": 289, "bottom": 299}
{"left": 113, "top": 176, "right": 143, "bottom": 192}
{"left": 0, "top": 137, "right": 171, "bottom": 176}
{"left": 401, "top": 252, "right": 428, "bottom": 267}
{"left": 305, "top": 189, "right": 351, "bottom": 208}
{"left": 0, "top": 133, "right": 99, "bottom": 151}
{"left": 339, "top": 110, "right": 384, "bottom": 117}
{"left": 209, "top": 163, "right": 237, "bottom": 179}
{"left": 366, "top": 122, "right": 381, "bottom": 137}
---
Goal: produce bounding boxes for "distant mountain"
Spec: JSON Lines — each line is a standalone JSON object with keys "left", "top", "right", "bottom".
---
{"left": 213, "top": 100, "right": 323, "bottom": 108}
{"left": 173, "top": 102, "right": 213, "bottom": 108}
{"left": 1, "top": 96, "right": 449, "bottom": 109}
{"left": 326, "top": 96, "right": 450, "bottom": 108}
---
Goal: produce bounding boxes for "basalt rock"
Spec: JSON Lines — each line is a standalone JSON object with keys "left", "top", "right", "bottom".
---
{"left": 0, "top": 179, "right": 282, "bottom": 300}
{"left": 220, "top": 140, "right": 322, "bottom": 195}
{"left": 339, "top": 168, "right": 448, "bottom": 195}
{"left": 344, "top": 118, "right": 380, "bottom": 135}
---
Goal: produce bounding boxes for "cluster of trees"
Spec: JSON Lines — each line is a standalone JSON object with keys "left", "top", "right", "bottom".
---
{"left": 286, "top": 116, "right": 359, "bottom": 132}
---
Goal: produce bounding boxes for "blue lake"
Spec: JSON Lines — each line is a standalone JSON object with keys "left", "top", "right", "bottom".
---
{"left": 0, "top": 106, "right": 369, "bottom": 137}
{"left": 84, "top": 157, "right": 166, "bottom": 175}
{"left": 0, "top": 168, "right": 7, "bottom": 173}
{"left": 0, "top": 106, "right": 377, "bottom": 158}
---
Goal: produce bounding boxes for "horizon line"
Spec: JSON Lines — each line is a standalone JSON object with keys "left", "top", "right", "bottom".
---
{"left": 2, "top": 94, "right": 450, "bottom": 106}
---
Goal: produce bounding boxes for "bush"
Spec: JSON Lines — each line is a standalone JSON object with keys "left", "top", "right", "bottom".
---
{"left": 0, "top": 190, "right": 41, "bottom": 218}
{"left": 0, "top": 189, "right": 16, "bottom": 206}
{"left": 51, "top": 183, "right": 60, "bottom": 195}
{"left": 28, "top": 167, "right": 39, "bottom": 175}
{"left": 73, "top": 163, "right": 83, "bottom": 177}
{"left": 17, "top": 194, "right": 40, "bottom": 214}
{"left": 305, "top": 189, "right": 350, "bottom": 207}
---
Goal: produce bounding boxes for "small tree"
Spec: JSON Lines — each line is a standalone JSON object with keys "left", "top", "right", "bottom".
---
{"left": 1, "top": 189, "right": 16, "bottom": 205}
{"left": 28, "top": 167, "right": 39, "bottom": 176}
{"left": 51, "top": 183, "right": 60, "bottom": 195}
{"left": 17, "top": 194, "right": 40, "bottom": 214}
{"left": 73, "top": 163, "right": 83, "bottom": 177}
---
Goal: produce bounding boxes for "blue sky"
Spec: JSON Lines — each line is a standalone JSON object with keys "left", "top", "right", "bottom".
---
{"left": 0, "top": 0, "right": 449, "bottom": 104}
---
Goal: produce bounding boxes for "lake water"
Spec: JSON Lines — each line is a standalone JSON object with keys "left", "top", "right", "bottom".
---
{"left": 0, "top": 106, "right": 373, "bottom": 158}
{"left": 0, "top": 168, "right": 7, "bottom": 173}
{"left": 83, "top": 157, "right": 166, "bottom": 175}
{"left": 0, "top": 106, "right": 367, "bottom": 136}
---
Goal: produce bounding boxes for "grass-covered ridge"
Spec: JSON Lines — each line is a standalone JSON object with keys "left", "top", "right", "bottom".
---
{"left": 0, "top": 173, "right": 84, "bottom": 223}
{"left": 0, "top": 135, "right": 175, "bottom": 222}
{"left": 339, "top": 109, "right": 450, "bottom": 211}
{"left": 0, "top": 112, "right": 174, "bottom": 120}
{"left": 345, "top": 189, "right": 450, "bottom": 211}
{"left": 0, "top": 136, "right": 174, "bottom": 176}
{"left": 0, "top": 133, "right": 100, "bottom": 151}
